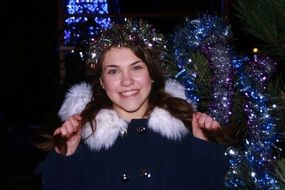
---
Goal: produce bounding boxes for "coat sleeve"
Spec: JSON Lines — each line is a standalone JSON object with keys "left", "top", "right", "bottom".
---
{"left": 34, "top": 143, "right": 85, "bottom": 190}
{"left": 187, "top": 137, "right": 229, "bottom": 190}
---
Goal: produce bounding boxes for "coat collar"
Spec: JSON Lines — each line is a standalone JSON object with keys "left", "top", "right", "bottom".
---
{"left": 81, "top": 107, "right": 189, "bottom": 151}
{"left": 58, "top": 79, "right": 192, "bottom": 151}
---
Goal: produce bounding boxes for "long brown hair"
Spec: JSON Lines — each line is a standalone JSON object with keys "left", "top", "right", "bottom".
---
{"left": 81, "top": 44, "right": 195, "bottom": 133}
{"left": 39, "top": 44, "right": 234, "bottom": 154}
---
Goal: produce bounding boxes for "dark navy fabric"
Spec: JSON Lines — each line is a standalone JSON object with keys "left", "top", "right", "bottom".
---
{"left": 35, "top": 119, "right": 229, "bottom": 190}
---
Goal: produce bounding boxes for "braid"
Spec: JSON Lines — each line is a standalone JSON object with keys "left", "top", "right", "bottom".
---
{"left": 150, "top": 90, "right": 195, "bottom": 130}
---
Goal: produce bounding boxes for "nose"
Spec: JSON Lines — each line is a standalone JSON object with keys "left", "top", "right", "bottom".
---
{"left": 120, "top": 71, "right": 134, "bottom": 87}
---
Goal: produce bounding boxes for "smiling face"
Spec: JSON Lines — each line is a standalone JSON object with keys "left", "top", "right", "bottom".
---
{"left": 100, "top": 47, "right": 153, "bottom": 120}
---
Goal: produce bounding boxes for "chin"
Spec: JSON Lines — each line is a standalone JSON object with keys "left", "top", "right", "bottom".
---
{"left": 122, "top": 106, "right": 142, "bottom": 113}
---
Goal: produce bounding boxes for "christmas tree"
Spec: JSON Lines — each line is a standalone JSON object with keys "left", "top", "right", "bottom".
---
{"left": 234, "top": 0, "right": 285, "bottom": 189}
{"left": 168, "top": 10, "right": 285, "bottom": 189}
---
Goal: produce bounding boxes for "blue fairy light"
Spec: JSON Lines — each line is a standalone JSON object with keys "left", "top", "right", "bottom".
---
{"left": 173, "top": 15, "right": 233, "bottom": 126}
{"left": 64, "top": 0, "right": 111, "bottom": 46}
{"left": 225, "top": 55, "right": 281, "bottom": 189}
{"left": 173, "top": 14, "right": 282, "bottom": 189}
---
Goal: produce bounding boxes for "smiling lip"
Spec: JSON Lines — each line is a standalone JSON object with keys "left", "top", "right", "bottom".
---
{"left": 120, "top": 90, "right": 139, "bottom": 97}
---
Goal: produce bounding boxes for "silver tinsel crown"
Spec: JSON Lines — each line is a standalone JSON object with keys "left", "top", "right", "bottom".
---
{"left": 87, "top": 18, "right": 167, "bottom": 70}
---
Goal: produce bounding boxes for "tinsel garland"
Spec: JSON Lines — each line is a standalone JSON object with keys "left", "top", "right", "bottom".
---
{"left": 172, "top": 15, "right": 233, "bottom": 126}
{"left": 172, "top": 15, "right": 282, "bottom": 189}
{"left": 225, "top": 55, "right": 281, "bottom": 189}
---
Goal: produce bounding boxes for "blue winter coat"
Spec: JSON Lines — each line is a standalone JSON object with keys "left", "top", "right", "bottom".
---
{"left": 35, "top": 81, "right": 229, "bottom": 190}
{"left": 35, "top": 118, "right": 229, "bottom": 190}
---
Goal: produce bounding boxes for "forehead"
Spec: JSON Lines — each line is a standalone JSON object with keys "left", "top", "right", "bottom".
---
{"left": 102, "top": 47, "right": 141, "bottom": 65}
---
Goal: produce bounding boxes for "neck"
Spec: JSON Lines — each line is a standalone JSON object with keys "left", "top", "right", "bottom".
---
{"left": 113, "top": 105, "right": 148, "bottom": 121}
{"left": 114, "top": 109, "right": 147, "bottom": 121}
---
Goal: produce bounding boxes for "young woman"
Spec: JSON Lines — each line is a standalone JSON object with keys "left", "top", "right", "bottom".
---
{"left": 35, "top": 19, "right": 229, "bottom": 190}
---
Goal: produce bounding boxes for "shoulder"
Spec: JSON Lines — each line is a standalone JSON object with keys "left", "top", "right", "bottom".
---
{"left": 58, "top": 82, "right": 92, "bottom": 121}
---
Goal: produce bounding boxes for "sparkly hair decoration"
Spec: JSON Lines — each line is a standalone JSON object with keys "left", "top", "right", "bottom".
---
{"left": 86, "top": 18, "right": 167, "bottom": 71}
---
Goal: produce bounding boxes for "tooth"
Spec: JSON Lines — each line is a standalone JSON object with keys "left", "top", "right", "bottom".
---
{"left": 122, "top": 90, "right": 136, "bottom": 96}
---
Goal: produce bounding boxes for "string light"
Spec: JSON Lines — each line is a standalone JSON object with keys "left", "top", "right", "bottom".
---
{"left": 64, "top": 0, "right": 111, "bottom": 46}
{"left": 253, "top": 47, "right": 259, "bottom": 53}
{"left": 173, "top": 15, "right": 233, "bottom": 125}
{"left": 229, "top": 55, "right": 280, "bottom": 189}
{"left": 173, "top": 15, "right": 282, "bottom": 189}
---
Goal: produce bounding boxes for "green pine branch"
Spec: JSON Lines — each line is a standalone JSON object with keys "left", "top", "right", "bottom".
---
{"left": 233, "top": 0, "right": 285, "bottom": 62}
{"left": 191, "top": 52, "right": 212, "bottom": 112}
{"left": 276, "top": 157, "right": 285, "bottom": 189}
{"left": 267, "top": 76, "right": 285, "bottom": 189}
{"left": 268, "top": 75, "right": 285, "bottom": 128}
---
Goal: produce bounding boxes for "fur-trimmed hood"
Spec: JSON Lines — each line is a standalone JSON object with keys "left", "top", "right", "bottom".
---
{"left": 58, "top": 79, "right": 193, "bottom": 151}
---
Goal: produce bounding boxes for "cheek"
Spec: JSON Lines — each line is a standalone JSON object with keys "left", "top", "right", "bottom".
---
{"left": 102, "top": 77, "right": 119, "bottom": 93}
{"left": 138, "top": 74, "right": 152, "bottom": 89}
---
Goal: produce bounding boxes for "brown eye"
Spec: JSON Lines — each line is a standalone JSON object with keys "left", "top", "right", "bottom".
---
{"left": 107, "top": 69, "right": 118, "bottom": 75}
{"left": 133, "top": 65, "right": 143, "bottom": 70}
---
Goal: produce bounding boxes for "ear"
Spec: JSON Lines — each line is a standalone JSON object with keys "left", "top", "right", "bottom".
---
{"left": 99, "top": 78, "right": 105, "bottom": 89}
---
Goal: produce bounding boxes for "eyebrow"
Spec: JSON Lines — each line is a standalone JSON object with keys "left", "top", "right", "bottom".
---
{"left": 130, "top": 61, "right": 143, "bottom": 65}
{"left": 103, "top": 60, "right": 143, "bottom": 70}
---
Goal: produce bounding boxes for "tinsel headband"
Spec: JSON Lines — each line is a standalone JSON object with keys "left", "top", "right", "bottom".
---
{"left": 87, "top": 19, "right": 167, "bottom": 71}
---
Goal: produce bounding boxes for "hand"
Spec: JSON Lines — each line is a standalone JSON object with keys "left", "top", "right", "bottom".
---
{"left": 192, "top": 112, "right": 221, "bottom": 141}
{"left": 54, "top": 114, "right": 82, "bottom": 156}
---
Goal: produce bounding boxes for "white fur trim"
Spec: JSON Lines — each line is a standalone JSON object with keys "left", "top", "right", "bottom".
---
{"left": 165, "top": 79, "right": 187, "bottom": 100}
{"left": 165, "top": 79, "right": 196, "bottom": 108}
{"left": 82, "top": 107, "right": 189, "bottom": 151}
{"left": 148, "top": 107, "right": 189, "bottom": 141}
{"left": 57, "top": 79, "right": 191, "bottom": 151}
{"left": 58, "top": 79, "right": 189, "bottom": 121}
{"left": 58, "top": 82, "right": 92, "bottom": 121}
{"left": 81, "top": 109, "right": 128, "bottom": 151}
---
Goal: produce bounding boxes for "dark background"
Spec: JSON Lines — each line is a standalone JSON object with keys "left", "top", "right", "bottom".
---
{"left": 3, "top": 1, "right": 283, "bottom": 190}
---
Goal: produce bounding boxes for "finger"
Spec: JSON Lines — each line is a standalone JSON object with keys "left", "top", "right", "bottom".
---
{"left": 65, "top": 122, "right": 81, "bottom": 138}
{"left": 211, "top": 120, "right": 221, "bottom": 131}
{"left": 69, "top": 117, "right": 81, "bottom": 128}
{"left": 53, "top": 126, "right": 68, "bottom": 137}
{"left": 192, "top": 113, "right": 198, "bottom": 129}
{"left": 192, "top": 113, "right": 197, "bottom": 121}
{"left": 53, "top": 118, "right": 73, "bottom": 136}
{"left": 204, "top": 116, "right": 213, "bottom": 130}
{"left": 65, "top": 124, "right": 76, "bottom": 137}
{"left": 195, "top": 112, "right": 202, "bottom": 119}
{"left": 192, "top": 113, "right": 208, "bottom": 141}
{"left": 69, "top": 118, "right": 81, "bottom": 134}
{"left": 72, "top": 114, "right": 82, "bottom": 121}
{"left": 198, "top": 113, "right": 207, "bottom": 128}
{"left": 53, "top": 128, "right": 61, "bottom": 136}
